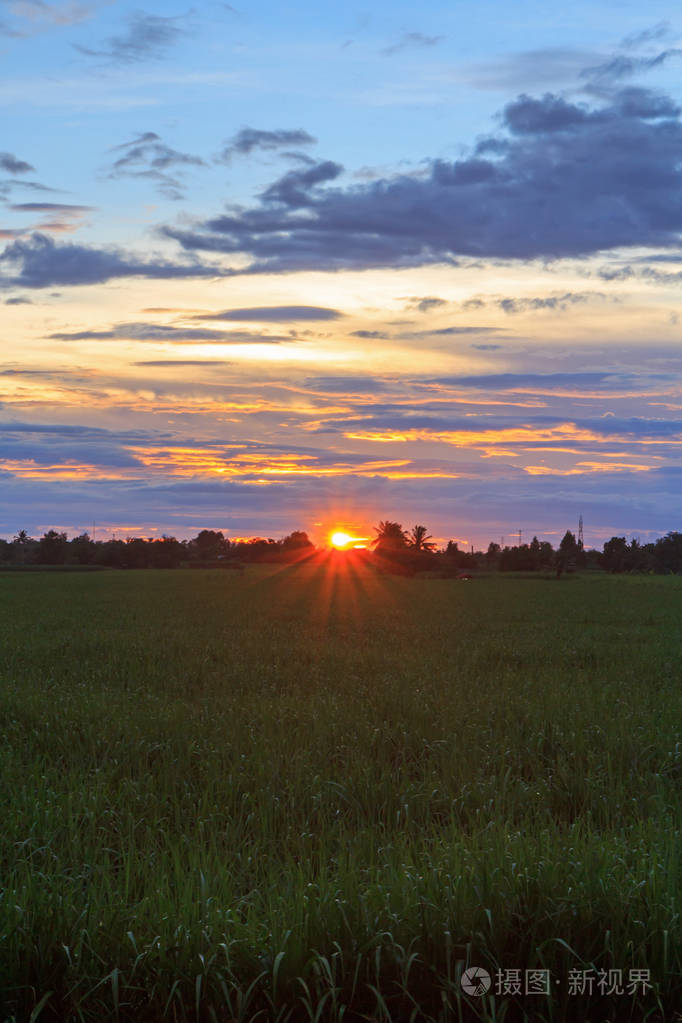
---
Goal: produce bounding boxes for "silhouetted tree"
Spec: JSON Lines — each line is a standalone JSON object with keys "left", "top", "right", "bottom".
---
{"left": 653, "top": 531, "right": 682, "bottom": 573}
{"left": 36, "top": 530, "right": 68, "bottom": 565}
{"left": 70, "top": 533, "right": 96, "bottom": 565}
{"left": 237, "top": 538, "right": 280, "bottom": 563}
{"left": 372, "top": 521, "right": 408, "bottom": 551}
{"left": 281, "top": 530, "right": 313, "bottom": 551}
{"left": 602, "top": 536, "right": 628, "bottom": 573}
{"left": 96, "top": 539, "right": 127, "bottom": 568}
{"left": 124, "top": 537, "right": 151, "bottom": 569}
{"left": 192, "top": 529, "right": 229, "bottom": 561}
{"left": 556, "top": 530, "right": 578, "bottom": 577}
{"left": 148, "top": 536, "right": 184, "bottom": 568}
{"left": 13, "top": 529, "right": 31, "bottom": 565}
{"left": 408, "top": 525, "right": 436, "bottom": 551}
{"left": 485, "top": 541, "right": 500, "bottom": 568}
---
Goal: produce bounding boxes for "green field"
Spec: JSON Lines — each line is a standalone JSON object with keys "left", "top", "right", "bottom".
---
{"left": 1, "top": 564, "right": 680, "bottom": 1022}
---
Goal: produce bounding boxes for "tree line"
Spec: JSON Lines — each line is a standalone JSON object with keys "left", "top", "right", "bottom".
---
{"left": 3, "top": 524, "right": 682, "bottom": 574}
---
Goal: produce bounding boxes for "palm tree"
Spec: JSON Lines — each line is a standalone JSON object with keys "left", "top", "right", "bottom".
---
{"left": 408, "top": 524, "right": 436, "bottom": 552}
{"left": 372, "top": 520, "right": 408, "bottom": 550}
{"left": 13, "top": 529, "right": 29, "bottom": 565}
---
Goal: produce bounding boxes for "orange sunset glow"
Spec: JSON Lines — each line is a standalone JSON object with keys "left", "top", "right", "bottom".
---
{"left": 330, "top": 531, "right": 369, "bottom": 550}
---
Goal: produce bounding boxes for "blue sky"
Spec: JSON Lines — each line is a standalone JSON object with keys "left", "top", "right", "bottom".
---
{"left": 2, "top": 0, "right": 682, "bottom": 547}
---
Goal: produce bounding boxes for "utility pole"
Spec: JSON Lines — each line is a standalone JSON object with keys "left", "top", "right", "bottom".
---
{"left": 578, "top": 514, "right": 584, "bottom": 550}
{"left": 518, "top": 529, "right": 522, "bottom": 547}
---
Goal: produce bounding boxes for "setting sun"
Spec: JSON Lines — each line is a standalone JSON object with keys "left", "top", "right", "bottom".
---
{"left": 330, "top": 531, "right": 368, "bottom": 550}
{"left": 330, "top": 531, "right": 353, "bottom": 549}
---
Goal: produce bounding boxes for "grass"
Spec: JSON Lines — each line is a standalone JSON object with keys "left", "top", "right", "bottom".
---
{"left": 0, "top": 561, "right": 679, "bottom": 1021}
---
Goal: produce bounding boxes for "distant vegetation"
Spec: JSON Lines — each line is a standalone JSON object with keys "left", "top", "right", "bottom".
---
{"left": 3, "top": 524, "right": 682, "bottom": 574}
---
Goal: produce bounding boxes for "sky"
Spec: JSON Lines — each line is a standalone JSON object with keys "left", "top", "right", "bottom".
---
{"left": 2, "top": 0, "right": 682, "bottom": 549}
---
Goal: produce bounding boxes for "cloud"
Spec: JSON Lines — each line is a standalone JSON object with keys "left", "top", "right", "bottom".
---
{"left": 75, "top": 10, "right": 188, "bottom": 63}
{"left": 192, "top": 305, "right": 344, "bottom": 322}
{"left": 9, "top": 202, "right": 93, "bottom": 213}
{"left": 48, "top": 322, "right": 288, "bottom": 343}
{"left": 350, "top": 330, "right": 389, "bottom": 339}
{"left": 428, "top": 372, "right": 640, "bottom": 390}
{"left": 0, "top": 151, "right": 35, "bottom": 174}
{"left": 492, "top": 291, "right": 607, "bottom": 314}
{"left": 260, "top": 160, "right": 343, "bottom": 206}
{"left": 0, "top": 419, "right": 164, "bottom": 473}
{"left": 106, "top": 131, "right": 206, "bottom": 199}
{"left": 5, "top": 460, "right": 681, "bottom": 545}
{"left": 382, "top": 32, "right": 445, "bottom": 57}
{"left": 403, "top": 295, "right": 447, "bottom": 313}
{"left": 0, "top": 232, "right": 224, "bottom": 287}
{"left": 0, "top": 178, "right": 62, "bottom": 198}
{"left": 581, "top": 48, "right": 682, "bottom": 84}
{"left": 305, "top": 376, "right": 389, "bottom": 394}
{"left": 218, "top": 127, "right": 316, "bottom": 163}
{"left": 620, "top": 22, "right": 672, "bottom": 49}
{"left": 9, "top": 202, "right": 95, "bottom": 230}
{"left": 595, "top": 260, "right": 682, "bottom": 286}
{"left": 5, "top": 295, "right": 32, "bottom": 304}
{"left": 0, "top": 0, "right": 103, "bottom": 36}
{"left": 134, "top": 359, "right": 228, "bottom": 366}
{"left": 163, "top": 87, "right": 682, "bottom": 270}
{"left": 468, "top": 48, "right": 599, "bottom": 91}
{"left": 429, "top": 325, "right": 506, "bottom": 335}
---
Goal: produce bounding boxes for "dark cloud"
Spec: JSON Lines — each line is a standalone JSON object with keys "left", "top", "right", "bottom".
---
{"left": 382, "top": 32, "right": 445, "bottom": 57}
{"left": 403, "top": 295, "right": 447, "bottom": 313}
{"left": 5, "top": 296, "right": 32, "bottom": 305}
{"left": 107, "top": 132, "right": 206, "bottom": 200}
{"left": 350, "top": 330, "right": 389, "bottom": 339}
{"left": 192, "top": 305, "right": 343, "bottom": 322}
{"left": 0, "top": 420, "right": 160, "bottom": 440}
{"left": 48, "top": 322, "right": 287, "bottom": 343}
{"left": 620, "top": 22, "right": 672, "bottom": 49}
{"left": 0, "top": 420, "right": 165, "bottom": 472}
{"left": 218, "top": 128, "right": 316, "bottom": 163}
{"left": 75, "top": 11, "right": 187, "bottom": 63}
{"left": 134, "top": 359, "right": 228, "bottom": 366}
{"left": 0, "top": 179, "right": 62, "bottom": 198}
{"left": 163, "top": 87, "right": 682, "bottom": 270}
{"left": 581, "top": 49, "right": 682, "bottom": 84}
{"left": 260, "top": 161, "right": 343, "bottom": 206}
{"left": 471, "top": 344, "right": 501, "bottom": 350}
{"left": 502, "top": 94, "right": 596, "bottom": 134}
{"left": 429, "top": 372, "right": 639, "bottom": 390}
{"left": 430, "top": 325, "right": 506, "bottom": 334}
{"left": 0, "top": 233, "right": 223, "bottom": 288}
{"left": 9, "top": 201, "right": 94, "bottom": 234}
{"left": 595, "top": 261, "right": 682, "bottom": 285}
{"left": 312, "top": 409, "right": 682, "bottom": 441}
{"left": 494, "top": 291, "right": 606, "bottom": 314}
{"left": 0, "top": 152, "right": 35, "bottom": 174}
{"left": 305, "top": 376, "right": 389, "bottom": 394}
{"left": 10, "top": 202, "right": 94, "bottom": 213}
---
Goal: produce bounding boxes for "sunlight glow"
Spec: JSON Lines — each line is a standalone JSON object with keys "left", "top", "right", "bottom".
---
{"left": 330, "top": 531, "right": 368, "bottom": 550}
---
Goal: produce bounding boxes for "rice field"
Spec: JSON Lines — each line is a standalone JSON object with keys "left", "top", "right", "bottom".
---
{"left": 0, "top": 561, "right": 680, "bottom": 1022}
